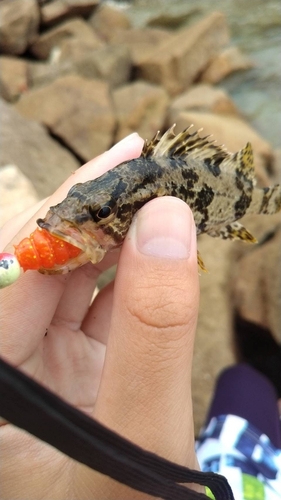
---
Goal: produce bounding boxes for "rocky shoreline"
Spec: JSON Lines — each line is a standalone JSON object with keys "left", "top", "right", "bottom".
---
{"left": 0, "top": 0, "right": 280, "bottom": 432}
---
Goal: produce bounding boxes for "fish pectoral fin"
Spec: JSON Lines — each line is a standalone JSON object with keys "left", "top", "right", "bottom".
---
{"left": 197, "top": 250, "right": 208, "bottom": 273}
{"left": 207, "top": 222, "right": 257, "bottom": 243}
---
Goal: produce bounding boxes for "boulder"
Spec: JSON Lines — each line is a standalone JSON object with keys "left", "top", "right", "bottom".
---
{"left": 0, "top": 56, "right": 30, "bottom": 102}
{"left": 232, "top": 223, "right": 281, "bottom": 343}
{"left": 200, "top": 46, "right": 255, "bottom": 84}
{"left": 40, "top": 0, "right": 100, "bottom": 27}
{"left": 0, "top": 165, "right": 39, "bottom": 227}
{"left": 147, "top": 7, "right": 200, "bottom": 29}
{"left": 29, "top": 17, "right": 104, "bottom": 60}
{"left": 192, "top": 235, "right": 236, "bottom": 434}
{"left": 111, "top": 27, "right": 173, "bottom": 67}
{"left": 0, "top": 0, "right": 40, "bottom": 55}
{"left": 58, "top": 40, "right": 131, "bottom": 88}
{"left": 15, "top": 75, "right": 116, "bottom": 162}
{"left": 272, "top": 148, "right": 281, "bottom": 184}
{"left": 89, "top": 3, "right": 131, "bottom": 42}
{"left": 0, "top": 98, "right": 79, "bottom": 198}
{"left": 168, "top": 84, "right": 240, "bottom": 122}
{"left": 168, "top": 111, "right": 274, "bottom": 186}
{"left": 112, "top": 81, "right": 169, "bottom": 142}
{"left": 136, "top": 12, "right": 229, "bottom": 95}
{"left": 27, "top": 59, "right": 73, "bottom": 89}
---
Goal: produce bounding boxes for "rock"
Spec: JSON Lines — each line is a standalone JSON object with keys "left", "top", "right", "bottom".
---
{"left": 200, "top": 46, "right": 255, "bottom": 84}
{"left": 232, "top": 224, "right": 281, "bottom": 343}
{"left": 89, "top": 3, "right": 131, "bottom": 42}
{"left": 136, "top": 12, "right": 229, "bottom": 95}
{"left": 40, "top": 0, "right": 100, "bottom": 27}
{"left": 112, "top": 81, "right": 169, "bottom": 142}
{"left": 0, "top": 98, "right": 79, "bottom": 198}
{"left": 28, "top": 40, "right": 131, "bottom": 91}
{"left": 168, "top": 84, "right": 240, "bottom": 123}
{"left": 147, "top": 7, "right": 200, "bottom": 29}
{"left": 192, "top": 235, "right": 236, "bottom": 434}
{"left": 111, "top": 27, "right": 173, "bottom": 67}
{"left": 0, "top": 165, "right": 39, "bottom": 227}
{"left": 15, "top": 75, "right": 116, "bottom": 162}
{"left": 272, "top": 148, "right": 281, "bottom": 184}
{"left": 168, "top": 111, "right": 274, "bottom": 186}
{"left": 29, "top": 17, "right": 103, "bottom": 60}
{"left": 27, "top": 59, "right": 73, "bottom": 89}
{"left": 0, "top": 56, "right": 30, "bottom": 102}
{"left": 0, "top": 0, "right": 40, "bottom": 55}
{"left": 58, "top": 40, "right": 131, "bottom": 88}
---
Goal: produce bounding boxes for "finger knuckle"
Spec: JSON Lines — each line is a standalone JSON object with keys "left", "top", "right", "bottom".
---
{"left": 126, "top": 280, "right": 195, "bottom": 336}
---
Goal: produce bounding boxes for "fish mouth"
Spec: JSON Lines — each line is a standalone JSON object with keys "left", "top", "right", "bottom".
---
{"left": 37, "top": 218, "right": 86, "bottom": 251}
{"left": 37, "top": 217, "right": 107, "bottom": 264}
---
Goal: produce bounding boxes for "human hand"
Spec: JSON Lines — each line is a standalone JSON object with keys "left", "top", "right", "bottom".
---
{"left": 0, "top": 134, "right": 201, "bottom": 499}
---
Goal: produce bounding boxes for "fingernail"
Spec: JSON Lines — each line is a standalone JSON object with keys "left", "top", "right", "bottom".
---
{"left": 133, "top": 197, "right": 195, "bottom": 259}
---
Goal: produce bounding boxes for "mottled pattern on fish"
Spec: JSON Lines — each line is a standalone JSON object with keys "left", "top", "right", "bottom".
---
{"left": 37, "top": 125, "right": 281, "bottom": 273}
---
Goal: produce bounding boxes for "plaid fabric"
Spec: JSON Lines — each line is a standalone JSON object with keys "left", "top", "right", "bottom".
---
{"left": 197, "top": 415, "right": 281, "bottom": 499}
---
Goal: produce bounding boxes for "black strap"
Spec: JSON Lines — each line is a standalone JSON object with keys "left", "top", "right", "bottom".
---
{"left": 0, "top": 358, "right": 234, "bottom": 500}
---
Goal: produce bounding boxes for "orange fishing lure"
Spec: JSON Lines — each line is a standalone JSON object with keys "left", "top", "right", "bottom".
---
{"left": 14, "top": 228, "right": 81, "bottom": 272}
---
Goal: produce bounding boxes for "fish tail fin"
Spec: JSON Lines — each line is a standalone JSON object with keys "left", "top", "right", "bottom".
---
{"left": 246, "top": 185, "right": 281, "bottom": 215}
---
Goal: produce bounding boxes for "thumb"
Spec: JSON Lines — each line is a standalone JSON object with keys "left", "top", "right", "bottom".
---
{"left": 94, "top": 196, "right": 199, "bottom": 469}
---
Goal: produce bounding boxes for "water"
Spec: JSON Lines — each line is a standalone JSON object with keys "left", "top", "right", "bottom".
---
{"left": 108, "top": 0, "right": 281, "bottom": 148}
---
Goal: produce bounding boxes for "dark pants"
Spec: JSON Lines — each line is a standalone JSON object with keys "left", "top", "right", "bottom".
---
{"left": 205, "top": 363, "right": 281, "bottom": 448}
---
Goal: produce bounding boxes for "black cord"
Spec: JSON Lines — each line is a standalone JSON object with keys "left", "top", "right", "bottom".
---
{"left": 0, "top": 358, "right": 234, "bottom": 500}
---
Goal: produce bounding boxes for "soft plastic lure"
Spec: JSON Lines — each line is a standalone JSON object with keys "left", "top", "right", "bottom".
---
{"left": 0, "top": 229, "right": 81, "bottom": 288}
{"left": 14, "top": 228, "right": 81, "bottom": 272}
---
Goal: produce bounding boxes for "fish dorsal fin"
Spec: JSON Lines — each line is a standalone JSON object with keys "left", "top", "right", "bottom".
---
{"left": 142, "top": 124, "right": 228, "bottom": 162}
{"left": 235, "top": 142, "right": 255, "bottom": 179}
{"left": 142, "top": 125, "right": 255, "bottom": 181}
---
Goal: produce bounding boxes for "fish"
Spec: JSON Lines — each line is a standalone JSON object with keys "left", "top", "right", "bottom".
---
{"left": 17, "top": 125, "right": 281, "bottom": 275}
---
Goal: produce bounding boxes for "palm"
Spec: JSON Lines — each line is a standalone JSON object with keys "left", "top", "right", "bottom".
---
{"left": 17, "top": 264, "right": 114, "bottom": 414}
{"left": 29, "top": 326, "right": 105, "bottom": 412}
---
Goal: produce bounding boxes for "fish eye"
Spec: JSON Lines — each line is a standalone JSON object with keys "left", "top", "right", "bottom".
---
{"left": 97, "top": 206, "right": 112, "bottom": 219}
{"left": 89, "top": 203, "right": 116, "bottom": 223}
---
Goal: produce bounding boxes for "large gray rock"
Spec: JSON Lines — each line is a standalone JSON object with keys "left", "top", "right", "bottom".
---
{"left": 27, "top": 59, "right": 73, "bottom": 89}
{"left": 168, "top": 84, "right": 240, "bottom": 121}
{"left": 0, "top": 56, "right": 30, "bottom": 102}
{"left": 58, "top": 40, "right": 131, "bottom": 88}
{"left": 200, "top": 46, "right": 255, "bottom": 84}
{"left": 231, "top": 211, "right": 281, "bottom": 343}
{"left": 192, "top": 235, "right": 236, "bottom": 434}
{"left": 111, "top": 28, "right": 173, "bottom": 67}
{"left": 28, "top": 40, "right": 131, "bottom": 90}
{"left": 147, "top": 6, "right": 200, "bottom": 29}
{"left": 89, "top": 3, "right": 131, "bottom": 42}
{"left": 112, "top": 81, "right": 169, "bottom": 141}
{"left": 0, "top": 99, "right": 79, "bottom": 198}
{"left": 29, "top": 17, "right": 104, "bottom": 60}
{"left": 136, "top": 12, "right": 229, "bottom": 95}
{"left": 40, "top": 0, "right": 100, "bottom": 27}
{"left": 14, "top": 75, "right": 116, "bottom": 162}
{"left": 0, "top": 0, "right": 40, "bottom": 55}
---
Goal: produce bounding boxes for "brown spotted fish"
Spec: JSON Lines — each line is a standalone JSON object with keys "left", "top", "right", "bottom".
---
{"left": 37, "top": 125, "right": 281, "bottom": 273}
